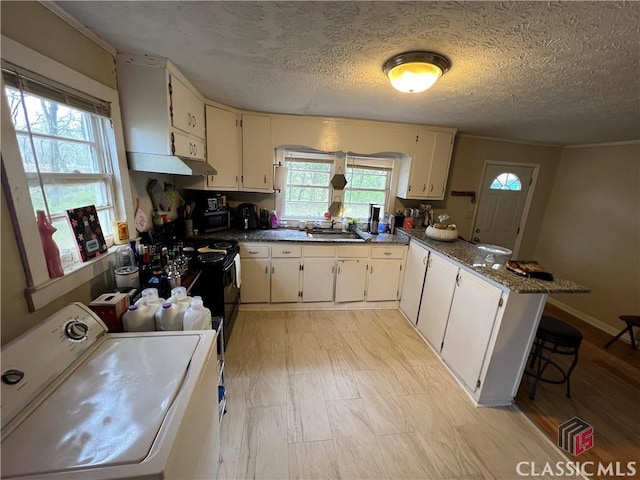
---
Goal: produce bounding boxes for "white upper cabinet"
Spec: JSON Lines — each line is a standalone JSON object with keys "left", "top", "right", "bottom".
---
{"left": 397, "top": 130, "right": 455, "bottom": 200}
{"left": 116, "top": 55, "right": 207, "bottom": 161}
{"left": 205, "top": 106, "right": 240, "bottom": 190}
{"left": 169, "top": 74, "right": 205, "bottom": 140}
{"left": 241, "top": 114, "right": 274, "bottom": 192}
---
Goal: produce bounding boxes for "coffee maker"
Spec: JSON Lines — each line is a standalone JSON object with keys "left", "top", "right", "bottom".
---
{"left": 237, "top": 203, "right": 258, "bottom": 230}
{"left": 368, "top": 204, "right": 381, "bottom": 235}
{"left": 259, "top": 209, "right": 270, "bottom": 229}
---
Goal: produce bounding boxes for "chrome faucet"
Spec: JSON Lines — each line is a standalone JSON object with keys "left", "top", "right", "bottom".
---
{"left": 331, "top": 219, "right": 335, "bottom": 230}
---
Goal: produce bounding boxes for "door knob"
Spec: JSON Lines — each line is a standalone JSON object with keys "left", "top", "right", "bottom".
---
{"left": 475, "top": 228, "right": 480, "bottom": 233}
{"left": 473, "top": 236, "right": 480, "bottom": 242}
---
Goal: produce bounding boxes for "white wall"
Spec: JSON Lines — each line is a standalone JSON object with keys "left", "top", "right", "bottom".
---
{"left": 534, "top": 143, "right": 640, "bottom": 331}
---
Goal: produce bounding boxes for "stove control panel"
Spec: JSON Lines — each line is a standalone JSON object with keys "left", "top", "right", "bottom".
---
{"left": 1, "top": 303, "right": 107, "bottom": 430}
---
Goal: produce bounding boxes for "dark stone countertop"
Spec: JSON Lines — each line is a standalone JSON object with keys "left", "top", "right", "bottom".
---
{"left": 192, "top": 227, "right": 409, "bottom": 245}
{"left": 398, "top": 228, "right": 590, "bottom": 295}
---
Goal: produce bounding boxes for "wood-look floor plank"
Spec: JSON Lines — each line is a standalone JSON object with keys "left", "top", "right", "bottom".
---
{"left": 321, "top": 348, "right": 360, "bottom": 401}
{"left": 218, "top": 376, "right": 250, "bottom": 480}
{"left": 236, "top": 405, "right": 289, "bottom": 480}
{"left": 286, "top": 373, "right": 332, "bottom": 443}
{"left": 353, "top": 370, "right": 413, "bottom": 436}
{"left": 286, "top": 332, "right": 327, "bottom": 374}
{"left": 326, "top": 398, "right": 390, "bottom": 480}
{"left": 288, "top": 440, "right": 340, "bottom": 480}
{"left": 245, "top": 349, "right": 287, "bottom": 407}
{"left": 375, "top": 432, "right": 440, "bottom": 479}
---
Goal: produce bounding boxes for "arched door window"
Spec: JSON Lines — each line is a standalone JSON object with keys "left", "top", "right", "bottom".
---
{"left": 490, "top": 173, "right": 522, "bottom": 191}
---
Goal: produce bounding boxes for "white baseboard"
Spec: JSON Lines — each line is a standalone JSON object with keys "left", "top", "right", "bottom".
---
{"left": 239, "top": 300, "right": 399, "bottom": 311}
{"left": 546, "top": 297, "right": 630, "bottom": 344}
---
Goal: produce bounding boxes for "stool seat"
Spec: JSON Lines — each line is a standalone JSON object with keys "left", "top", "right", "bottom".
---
{"left": 525, "top": 315, "right": 582, "bottom": 400}
{"left": 605, "top": 315, "right": 640, "bottom": 349}
{"left": 537, "top": 315, "right": 583, "bottom": 347}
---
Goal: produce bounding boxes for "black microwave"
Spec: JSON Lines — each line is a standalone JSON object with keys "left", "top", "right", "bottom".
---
{"left": 195, "top": 210, "right": 230, "bottom": 233}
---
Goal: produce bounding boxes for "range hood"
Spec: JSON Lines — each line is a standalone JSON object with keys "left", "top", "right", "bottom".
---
{"left": 127, "top": 152, "right": 217, "bottom": 176}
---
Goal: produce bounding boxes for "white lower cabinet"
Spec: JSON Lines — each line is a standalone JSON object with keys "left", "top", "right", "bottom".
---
{"left": 302, "top": 259, "right": 335, "bottom": 302}
{"left": 416, "top": 253, "right": 458, "bottom": 351}
{"left": 367, "top": 259, "right": 402, "bottom": 301}
{"left": 440, "top": 269, "right": 503, "bottom": 392}
{"left": 335, "top": 259, "right": 368, "bottom": 303}
{"left": 270, "top": 258, "right": 301, "bottom": 303}
{"left": 399, "top": 241, "right": 429, "bottom": 323}
{"left": 241, "top": 258, "right": 270, "bottom": 303}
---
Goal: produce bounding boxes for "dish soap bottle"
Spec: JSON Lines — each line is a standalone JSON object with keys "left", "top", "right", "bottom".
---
{"left": 271, "top": 210, "right": 278, "bottom": 229}
{"left": 36, "top": 210, "right": 64, "bottom": 278}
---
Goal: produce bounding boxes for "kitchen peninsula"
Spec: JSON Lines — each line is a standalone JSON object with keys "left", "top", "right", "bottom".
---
{"left": 194, "top": 226, "right": 588, "bottom": 406}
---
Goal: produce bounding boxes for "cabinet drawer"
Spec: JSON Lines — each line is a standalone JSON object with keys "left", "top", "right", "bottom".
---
{"left": 338, "top": 245, "right": 369, "bottom": 258}
{"left": 370, "top": 246, "right": 405, "bottom": 259}
{"left": 271, "top": 245, "right": 301, "bottom": 258}
{"left": 302, "top": 245, "right": 336, "bottom": 257}
{"left": 240, "top": 244, "right": 269, "bottom": 258}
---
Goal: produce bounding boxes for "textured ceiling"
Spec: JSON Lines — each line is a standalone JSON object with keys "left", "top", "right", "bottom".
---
{"left": 56, "top": 1, "right": 640, "bottom": 146}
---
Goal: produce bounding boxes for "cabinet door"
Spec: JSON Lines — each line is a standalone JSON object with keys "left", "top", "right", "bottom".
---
{"left": 399, "top": 242, "right": 429, "bottom": 323}
{"left": 172, "top": 130, "right": 206, "bottom": 160}
{"left": 367, "top": 259, "right": 402, "bottom": 301}
{"left": 206, "top": 106, "right": 239, "bottom": 190}
{"left": 241, "top": 258, "right": 270, "bottom": 303}
{"left": 241, "top": 114, "right": 273, "bottom": 192}
{"left": 335, "top": 259, "right": 367, "bottom": 303}
{"left": 189, "top": 93, "right": 205, "bottom": 140}
{"left": 416, "top": 254, "right": 458, "bottom": 351}
{"left": 441, "top": 270, "right": 502, "bottom": 391}
{"left": 302, "top": 259, "right": 335, "bottom": 302}
{"left": 271, "top": 258, "right": 300, "bottom": 303}
{"left": 169, "top": 74, "right": 192, "bottom": 135}
{"left": 407, "top": 130, "right": 435, "bottom": 199}
{"left": 426, "top": 132, "right": 454, "bottom": 199}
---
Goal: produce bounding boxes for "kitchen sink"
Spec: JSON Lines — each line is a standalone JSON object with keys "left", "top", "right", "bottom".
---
{"left": 306, "top": 230, "right": 364, "bottom": 241}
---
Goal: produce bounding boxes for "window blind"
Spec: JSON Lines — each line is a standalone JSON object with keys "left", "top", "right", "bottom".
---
{"left": 2, "top": 61, "right": 111, "bottom": 118}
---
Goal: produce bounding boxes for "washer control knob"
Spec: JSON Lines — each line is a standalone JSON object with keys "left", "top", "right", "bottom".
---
{"left": 64, "top": 320, "right": 89, "bottom": 341}
{"left": 2, "top": 369, "right": 25, "bottom": 385}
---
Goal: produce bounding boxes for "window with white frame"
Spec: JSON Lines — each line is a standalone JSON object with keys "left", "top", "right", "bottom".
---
{"left": 3, "top": 65, "right": 117, "bottom": 265}
{"left": 343, "top": 156, "right": 393, "bottom": 221}
{"left": 281, "top": 149, "right": 334, "bottom": 219}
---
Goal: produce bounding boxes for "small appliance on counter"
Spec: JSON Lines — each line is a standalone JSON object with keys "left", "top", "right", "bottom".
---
{"left": 368, "top": 203, "right": 381, "bottom": 234}
{"left": 237, "top": 203, "right": 258, "bottom": 230}
{"left": 259, "top": 208, "right": 270, "bottom": 229}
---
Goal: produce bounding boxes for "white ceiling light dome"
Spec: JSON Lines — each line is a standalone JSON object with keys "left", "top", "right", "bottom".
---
{"left": 383, "top": 51, "right": 451, "bottom": 93}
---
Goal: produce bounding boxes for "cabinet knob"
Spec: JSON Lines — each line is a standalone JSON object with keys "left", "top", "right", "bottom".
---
{"left": 265, "top": 266, "right": 268, "bottom": 274}
{"left": 430, "top": 184, "right": 434, "bottom": 192}
{"left": 408, "top": 185, "right": 412, "bottom": 192}
{"left": 192, "top": 115, "right": 196, "bottom": 127}
{"left": 423, "top": 184, "right": 426, "bottom": 192}
{"left": 188, "top": 113, "right": 192, "bottom": 126}
{"left": 264, "top": 174, "right": 267, "bottom": 184}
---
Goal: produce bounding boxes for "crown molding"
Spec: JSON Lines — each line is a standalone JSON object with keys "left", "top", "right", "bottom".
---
{"left": 564, "top": 139, "right": 640, "bottom": 149}
{"left": 38, "top": 1, "right": 117, "bottom": 56}
{"left": 457, "top": 133, "right": 562, "bottom": 148}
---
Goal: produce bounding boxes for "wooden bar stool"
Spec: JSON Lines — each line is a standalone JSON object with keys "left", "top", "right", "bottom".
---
{"left": 604, "top": 315, "right": 640, "bottom": 349}
{"left": 525, "top": 315, "right": 583, "bottom": 400}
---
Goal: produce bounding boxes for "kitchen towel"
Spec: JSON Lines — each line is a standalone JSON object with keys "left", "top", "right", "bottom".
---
{"left": 234, "top": 253, "right": 241, "bottom": 288}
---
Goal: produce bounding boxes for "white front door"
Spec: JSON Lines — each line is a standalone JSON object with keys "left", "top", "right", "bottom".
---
{"left": 473, "top": 164, "right": 535, "bottom": 250}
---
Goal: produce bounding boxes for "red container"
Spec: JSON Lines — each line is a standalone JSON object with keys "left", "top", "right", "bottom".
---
{"left": 403, "top": 217, "right": 415, "bottom": 229}
{"left": 89, "top": 293, "right": 130, "bottom": 332}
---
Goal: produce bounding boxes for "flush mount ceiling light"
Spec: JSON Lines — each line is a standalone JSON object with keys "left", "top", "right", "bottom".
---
{"left": 383, "top": 51, "right": 451, "bottom": 93}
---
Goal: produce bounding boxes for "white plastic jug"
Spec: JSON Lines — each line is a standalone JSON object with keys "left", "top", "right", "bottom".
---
{"left": 123, "top": 304, "right": 151, "bottom": 332}
{"left": 155, "top": 301, "right": 182, "bottom": 331}
{"left": 137, "top": 288, "right": 165, "bottom": 310}
{"left": 168, "top": 286, "right": 192, "bottom": 327}
{"left": 183, "top": 296, "right": 212, "bottom": 330}
{"left": 135, "top": 288, "right": 165, "bottom": 330}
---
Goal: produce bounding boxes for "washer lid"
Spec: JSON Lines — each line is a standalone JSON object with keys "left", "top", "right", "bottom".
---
{"left": 1, "top": 334, "right": 200, "bottom": 477}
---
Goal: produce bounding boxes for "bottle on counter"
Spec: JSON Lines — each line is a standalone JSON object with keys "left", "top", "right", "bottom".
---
{"left": 155, "top": 301, "right": 182, "bottom": 331}
{"left": 167, "top": 286, "right": 192, "bottom": 327}
{"left": 183, "top": 296, "right": 212, "bottom": 330}
{"left": 271, "top": 210, "right": 278, "bottom": 229}
{"left": 122, "top": 303, "right": 156, "bottom": 332}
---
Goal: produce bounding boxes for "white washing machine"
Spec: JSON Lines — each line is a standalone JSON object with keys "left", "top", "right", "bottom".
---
{"left": 1, "top": 303, "right": 221, "bottom": 479}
